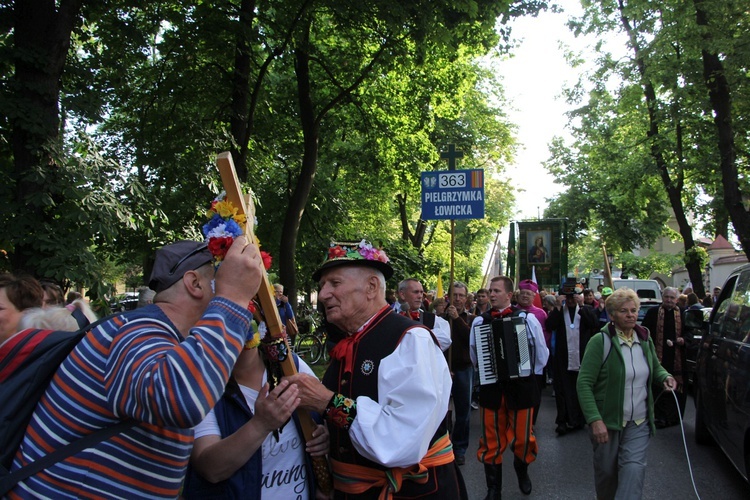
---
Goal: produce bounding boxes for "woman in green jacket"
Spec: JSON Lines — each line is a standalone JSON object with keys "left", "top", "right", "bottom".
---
{"left": 577, "top": 287, "right": 677, "bottom": 499}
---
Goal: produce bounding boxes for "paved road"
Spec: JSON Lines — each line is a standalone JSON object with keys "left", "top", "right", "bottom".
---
{"left": 458, "top": 386, "right": 748, "bottom": 499}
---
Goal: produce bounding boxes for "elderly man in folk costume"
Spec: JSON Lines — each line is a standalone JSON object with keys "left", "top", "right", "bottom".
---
{"left": 285, "top": 240, "right": 466, "bottom": 499}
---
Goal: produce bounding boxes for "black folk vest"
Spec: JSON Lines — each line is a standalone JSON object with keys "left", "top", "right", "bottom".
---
{"left": 322, "top": 309, "right": 448, "bottom": 470}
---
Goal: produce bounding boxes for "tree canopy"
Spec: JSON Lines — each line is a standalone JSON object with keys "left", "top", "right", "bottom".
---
{"left": 544, "top": 0, "right": 749, "bottom": 295}
{"left": 1, "top": 0, "right": 547, "bottom": 305}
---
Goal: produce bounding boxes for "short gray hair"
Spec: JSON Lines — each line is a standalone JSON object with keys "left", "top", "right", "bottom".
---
{"left": 398, "top": 278, "right": 421, "bottom": 293}
{"left": 543, "top": 294, "right": 557, "bottom": 308}
{"left": 606, "top": 287, "right": 640, "bottom": 316}
{"left": 376, "top": 272, "right": 386, "bottom": 297}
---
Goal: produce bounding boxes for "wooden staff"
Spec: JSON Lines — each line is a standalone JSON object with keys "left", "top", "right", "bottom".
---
{"left": 216, "top": 151, "right": 332, "bottom": 494}
{"left": 601, "top": 243, "right": 613, "bottom": 288}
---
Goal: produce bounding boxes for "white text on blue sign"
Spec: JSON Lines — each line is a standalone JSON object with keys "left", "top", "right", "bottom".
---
{"left": 420, "top": 169, "right": 485, "bottom": 220}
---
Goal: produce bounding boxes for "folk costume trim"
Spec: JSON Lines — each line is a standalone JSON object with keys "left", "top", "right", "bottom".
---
{"left": 329, "top": 305, "right": 393, "bottom": 375}
{"left": 329, "top": 432, "right": 455, "bottom": 498}
{"left": 326, "top": 393, "right": 357, "bottom": 430}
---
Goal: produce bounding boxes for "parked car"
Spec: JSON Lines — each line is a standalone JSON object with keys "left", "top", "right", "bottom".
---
{"left": 689, "top": 263, "right": 750, "bottom": 482}
{"left": 612, "top": 278, "right": 663, "bottom": 302}
{"left": 110, "top": 292, "right": 139, "bottom": 312}
{"left": 637, "top": 302, "right": 660, "bottom": 325}
{"left": 683, "top": 307, "right": 712, "bottom": 390}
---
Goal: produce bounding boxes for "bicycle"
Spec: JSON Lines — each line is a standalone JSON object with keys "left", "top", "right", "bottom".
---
{"left": 292, "top": 305, "right": 331, "bottom": 365}
{"left": 294, "top": 323, "right": 331, "bottom": 365}
{"left": 294, "top": 332, "right": 324, "bottom": 365}
{"left": 314, "top": 325, "right": 329, "bottom": 364}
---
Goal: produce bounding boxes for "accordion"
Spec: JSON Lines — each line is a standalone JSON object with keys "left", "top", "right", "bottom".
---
{"left": 475, "top": 316, "right": 532, "bottom": 385}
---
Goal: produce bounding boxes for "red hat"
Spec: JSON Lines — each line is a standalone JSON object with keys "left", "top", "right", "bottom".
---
{"left": 518, "top": 279, "right": 538, "bottom": 293}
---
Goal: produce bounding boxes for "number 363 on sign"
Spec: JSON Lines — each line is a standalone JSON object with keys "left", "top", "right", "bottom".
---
{"left": 420, "top": 169, "right": 485, "bottom": 221}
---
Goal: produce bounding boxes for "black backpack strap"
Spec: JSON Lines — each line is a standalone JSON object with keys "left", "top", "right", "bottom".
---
{"left": 0, "top": 420, "right": 136, "bottom": 496}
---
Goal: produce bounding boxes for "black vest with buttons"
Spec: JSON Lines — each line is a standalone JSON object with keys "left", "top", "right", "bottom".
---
{"left": 322, "top": 308, "right": 447, "bottom": 470}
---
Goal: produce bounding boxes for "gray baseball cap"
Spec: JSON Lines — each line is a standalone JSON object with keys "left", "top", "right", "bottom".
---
{"left": 148, "top": 241, "right": 213, "bottom": 293}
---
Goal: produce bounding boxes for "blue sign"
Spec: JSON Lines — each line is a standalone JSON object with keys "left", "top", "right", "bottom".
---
{"left": 421, "top": 169, "right": 485, "bottom": 220}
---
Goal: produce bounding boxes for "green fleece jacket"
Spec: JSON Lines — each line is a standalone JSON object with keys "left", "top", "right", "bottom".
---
{"left": 577, "top": 323, "right": 671, "bottom": 435}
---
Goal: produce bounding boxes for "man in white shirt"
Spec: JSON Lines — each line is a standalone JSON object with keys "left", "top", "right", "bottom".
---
{"left": 397, "top": 277, "right": 452, "bottom": 352}
{"left": 285, "top": 240, "right": 466, "bottom": 498}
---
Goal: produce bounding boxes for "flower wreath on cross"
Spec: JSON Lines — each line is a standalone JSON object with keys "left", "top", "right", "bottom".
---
{"left": 202, "top": 191, "right": 274, "bottom": 350}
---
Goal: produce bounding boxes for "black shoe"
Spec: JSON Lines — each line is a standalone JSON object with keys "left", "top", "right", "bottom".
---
{"left": 555, "top": 424, "right": 568, "bottom": 435}
{"left": 483, "top": 463, "right": 502, "bottom": 500}
{"left": 513, "top": 457, "right": 532, "bottom": 495}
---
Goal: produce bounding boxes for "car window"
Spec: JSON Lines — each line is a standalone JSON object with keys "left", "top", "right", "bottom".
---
{"left": 712, "top": 270, "right": 750, "bottom": 341}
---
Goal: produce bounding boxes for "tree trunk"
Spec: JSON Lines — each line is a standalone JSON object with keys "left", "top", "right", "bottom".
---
{"left": 10, "top": 0, "right": 83, "bottom": 272}
{"left": 693, "top": 0, "right": 750, "bottom": 261}
{"left": 278, "top": 24, "right": 389, "bottom": 305}
{"left": 228, "top": 0, "right": 255, "bottom": 181}
{"left": 279, "top": 32, "right": 318, "bottom": 310}
{"left": 396, "top": 192, "right": 428, "bottom": 248}
{"left": 618, "top": 1, "right": 705, "bottom": 297}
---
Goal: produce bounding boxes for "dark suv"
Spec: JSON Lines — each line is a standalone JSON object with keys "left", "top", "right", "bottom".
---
{"left": 688, "top": 263, "right": 750, "bottom": 482}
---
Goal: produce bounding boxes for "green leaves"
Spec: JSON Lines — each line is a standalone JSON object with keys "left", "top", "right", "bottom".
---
{"left": 547, "top": 0, "right": 749, "bottom": 265}
{"left": 2, "top": 0, "right": 550, "bottom": 298}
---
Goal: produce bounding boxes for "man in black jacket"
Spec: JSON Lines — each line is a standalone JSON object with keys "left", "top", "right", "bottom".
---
{"left": 547, "top": 282, "right": 599, "bottom": 435}
{"left": 443, "top": 281, "right": 475, "bottom": 466}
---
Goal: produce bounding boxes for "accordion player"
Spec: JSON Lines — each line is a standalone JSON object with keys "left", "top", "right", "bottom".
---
{"left": 474, "top": 315, "right": 534, "bottom": 385}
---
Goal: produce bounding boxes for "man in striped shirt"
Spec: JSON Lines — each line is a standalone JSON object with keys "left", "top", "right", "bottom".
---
{"left": 7, "top": 237, "right": 263, "bottom": 499}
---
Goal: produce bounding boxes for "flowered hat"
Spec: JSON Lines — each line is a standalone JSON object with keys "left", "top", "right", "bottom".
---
{"left": 312, "top": 240, "right": 393, "bottom": 281}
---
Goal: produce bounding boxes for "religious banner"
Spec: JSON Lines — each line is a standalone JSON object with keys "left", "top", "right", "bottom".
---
{"left": 514, "top": 219, "right": 568, "bottom": 291}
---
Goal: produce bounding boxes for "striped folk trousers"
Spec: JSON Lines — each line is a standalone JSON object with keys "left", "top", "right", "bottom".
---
{"left": 477, "top": 398, "right": 538, "bottom": 465}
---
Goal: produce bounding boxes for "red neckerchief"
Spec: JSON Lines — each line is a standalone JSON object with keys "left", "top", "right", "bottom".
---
{"left": 490, "top": 307, "right": 513, "bottom": 318}
{"left": 409, "top": 311, "right": 420, "bottom": 320}
{"left": 330, "top": 305, "right": 391, "bottom": 375}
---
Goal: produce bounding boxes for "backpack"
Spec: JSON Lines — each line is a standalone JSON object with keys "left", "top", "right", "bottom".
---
{"left": 0, "top": 315, "right": 135, "bottom": 495}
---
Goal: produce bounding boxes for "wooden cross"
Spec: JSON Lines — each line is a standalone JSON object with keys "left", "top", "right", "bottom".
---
{"left": 216, "top": 152, "right": 332, "bottom": 494}
{"left": 440, "top": 143, "right": 463, "bottom": 170}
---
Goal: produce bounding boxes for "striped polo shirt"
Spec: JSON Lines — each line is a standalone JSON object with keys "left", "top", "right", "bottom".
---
{"left": 8, "top": 298, "right": 251, "bottom": 499}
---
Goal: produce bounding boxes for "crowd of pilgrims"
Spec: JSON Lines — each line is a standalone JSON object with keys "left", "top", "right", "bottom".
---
{"left": 0, "top": 256, "right": 693, "bottom": 499}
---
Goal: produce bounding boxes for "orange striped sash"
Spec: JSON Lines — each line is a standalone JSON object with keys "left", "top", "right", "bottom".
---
{"left": 330, "top": 433, "right": 454, "bottom": 500}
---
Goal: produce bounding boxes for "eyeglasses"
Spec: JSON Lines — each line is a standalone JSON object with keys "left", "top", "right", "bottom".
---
{"left": 168, "top": 244, "right": 210, "bottom": 276}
